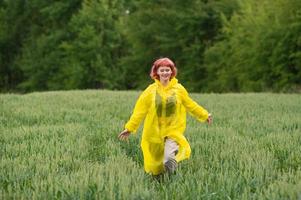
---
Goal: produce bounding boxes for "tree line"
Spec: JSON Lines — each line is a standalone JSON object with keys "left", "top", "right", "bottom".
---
{"left": 0, "top": 0, "right": 300, "bottom": 93}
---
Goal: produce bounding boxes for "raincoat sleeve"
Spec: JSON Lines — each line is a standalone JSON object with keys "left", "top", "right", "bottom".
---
{"left": 125, "top": 86, "right": 151, "bottom": 133}
{"left": 179, "top": 84, "right": 209, "bottom": 122}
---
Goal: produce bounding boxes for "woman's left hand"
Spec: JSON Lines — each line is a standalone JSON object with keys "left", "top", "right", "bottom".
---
{"left": 207, "top": 113, "right": 213, "bottom": 125}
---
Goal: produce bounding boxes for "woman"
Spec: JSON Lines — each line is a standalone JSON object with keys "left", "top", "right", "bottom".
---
{"left": 118, "top": 57, "right": 212, "bottom": 175}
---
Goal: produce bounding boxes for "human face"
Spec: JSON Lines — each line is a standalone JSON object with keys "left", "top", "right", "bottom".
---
{"left": 157, "top": 66, "right": 172, "bottom": 83}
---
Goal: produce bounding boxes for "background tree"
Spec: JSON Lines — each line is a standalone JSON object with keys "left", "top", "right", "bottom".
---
{"left": 204, "top": 0, "right": 301, "bottom": 92}
{"left": 0, "top": 0, "right": 33, "bottom": 91}
{"left": 0, "top": 0, "right": 300, "bottom": 92}
{"left": 58, "top": 0, "right": 128, "bottom": 90}
{"left": 120, "top": 0, "right": 239, "bottom": 91}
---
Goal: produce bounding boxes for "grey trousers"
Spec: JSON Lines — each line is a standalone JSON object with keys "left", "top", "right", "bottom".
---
{"left": 163, "top": 138, "right": 179, "bottom": 173}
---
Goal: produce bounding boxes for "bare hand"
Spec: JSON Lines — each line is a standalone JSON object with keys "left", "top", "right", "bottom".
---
{"left": 118, "top": 129, "right": 131, "bottom": 141}
{"left": 207, "top": 113, "right": 213, "bottom": 125}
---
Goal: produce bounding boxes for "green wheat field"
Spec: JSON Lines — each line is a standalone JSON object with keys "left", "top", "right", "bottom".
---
{"left": 1, "top": 90, "right": 301, "bottom": 199}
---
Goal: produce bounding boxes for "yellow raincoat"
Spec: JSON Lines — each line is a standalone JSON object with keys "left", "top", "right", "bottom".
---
{"left": 125, "top": 78, "right": 209, "bottom": 175}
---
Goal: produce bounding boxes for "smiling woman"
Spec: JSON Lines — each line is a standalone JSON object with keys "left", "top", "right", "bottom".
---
{"left": 150, "top": 58, "right": 177, "bottom": 86}
{"left": 118, "top": 57, "right": 212, "bottom": 176}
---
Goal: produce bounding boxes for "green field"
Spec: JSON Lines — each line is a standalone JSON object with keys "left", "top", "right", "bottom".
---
{"left": 1, "top": 90, "right": 301, "bottom": 199}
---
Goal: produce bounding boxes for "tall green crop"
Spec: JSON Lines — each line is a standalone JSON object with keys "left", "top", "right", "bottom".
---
{"left": 1, "top": 91, "right": 300, "bottom": 199}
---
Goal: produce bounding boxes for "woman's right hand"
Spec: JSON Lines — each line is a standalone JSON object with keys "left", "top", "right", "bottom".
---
{"left": 118, "top": 129, "right": 131, "bottom": 141}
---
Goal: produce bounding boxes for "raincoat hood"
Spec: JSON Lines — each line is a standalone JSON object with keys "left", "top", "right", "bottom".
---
{"left": 154, "top": 78, "right": 178, "bottom": 90}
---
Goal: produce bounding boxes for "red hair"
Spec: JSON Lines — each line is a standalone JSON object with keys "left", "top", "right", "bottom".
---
{"left": 150, "top": 57, "right": 177, "bottom": 80}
